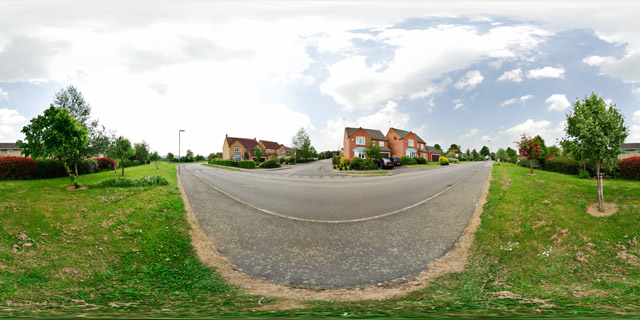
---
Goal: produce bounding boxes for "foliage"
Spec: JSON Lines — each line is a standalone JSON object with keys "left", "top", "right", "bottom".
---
{"left": 17, "top": 105, "right": 89, "bottom": 188}
{"left": 207, "top": 153, "right": 218, "bottom": 162}
{"left": 284, "top": 156, "right": 295, "bottom": 165}
{"left": 434, "top": 144, "right": 442, "bottom": 152}
{"left": 518, "top": 158, "right": 539, "bottom": 170}
{"left": 564, "top": 93, "right": 629, "bottom": 211}
{"left": 149, "top": 151, "right": 160, "bottom": 169}
{"left": 450, "top": 158, "right": 459, "bottom": 164}
{"left": 364, "top": 160, "right": 377, "bottom": 170}
{"left": 76, "top": 159, "right": 99, "bottom": 175}
{"left": 253, "top": 146, "right": 263, "bottom": 161}
{"left": 480, "top": 146, "right": 490, "bottom": 157}
{"left": 578, "top": 169, "right": 591, "bottom": 179}
{"left": 339, "top": 156, "right": 350, "bottom": 166}
{"left": 93, "top": 176, "right": 169, "bottom": 188}
{"left": 291, "top": 127, "right": 313, "bottom": 160}
{"left": 506, "top": 147, "right": 517, "bottom": 163}
{"left": 134, "top": 141, "right": 150, "bottom": 164}
{"left": 364, "top": 141, "right": 382, "bottom": 160}
{"left": 543, "top": 156, "right": 579, "bottom": 175}
{"left": 548, "top": 145, "right": 561, "bottom": 157}
{"left": 166, "top": 152, "right": 175, "bottom": 163}
{"left": 531, "top": 135, "right": 549, "bottom": 161}
{"left": 471, "top": 149, "right": 480, "bottom": 161}
{"left": 237, "top": 160, "right": 256, "bottom": 169}
{"left": 448, "top": 144, "right": 460, "bottom": 153}
{"left": 439, "top": 156, "right": 449, "bottom": 165}
{"left": 332, "top": 155, "right": 341, "bottom": 166}
{"left": 415, "top": 157, "right": 427, "bottom": 164}
{"left": 349, "top": 157, "right": 364, "bottom": 170}
{"left": 515, "top": 134, "right": 542, "bottom": 174}
{"left": 496, "top": 148, "right": 507, "bottom": 162}
{"left": 268, "top": 155, "right": 278, "bottom": 161}
{"left": 94, "top": 157, "right": 117, "bottom": 171}
{"left": 183, "top": 149, "right": 195, "bottom": 162}
{"left": 209, "top": 159, "right": 233, "bottom": 167}
{"left": 259, "top": 159, "right": 280, "bottom": 168}
{"left": 0, "top": 156, "right": 36, "bottom": 180}
{"left": 400, "top": 156, "right": 416, "bottom": 165}
{"left": 195, "top": 154, "right": 205, "bottom": 162}
{"left": 33, "top": 159, "right": 68, "bottom": 179}
{"left": 620, "top": 156, "right": 640, "bottom": 180}
{"left": 108, "top": 136, "right": 135, "bottom": 177}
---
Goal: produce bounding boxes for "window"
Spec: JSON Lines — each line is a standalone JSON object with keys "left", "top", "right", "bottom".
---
{"left": 379, "top": 141, "right": 384, "bottom": 147}
{"left": 8, "top": 150, "right": 13, "bottom": 154}
{"left": 408, "top": 139, "right": 414, "bottom": 147}
{"left": 281, "top": 149, "right": 285, "bottom": 154}
{"left": 409, "top": 151, "right": 416, "bottom": 157}
{"left": 234, "top": 147, "right": 241, "bottom": 153}
{"left": 356, "top": 136, "right": 365, "bottom": 145}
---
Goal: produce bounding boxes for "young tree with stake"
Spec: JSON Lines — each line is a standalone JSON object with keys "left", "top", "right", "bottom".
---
{"left": 516, "top": 134, "right": 542, "bottom": 174}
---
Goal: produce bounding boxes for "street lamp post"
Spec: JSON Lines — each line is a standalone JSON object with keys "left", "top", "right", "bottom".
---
{"left": 179, "top": 129, "right": 185, "bottom": 174}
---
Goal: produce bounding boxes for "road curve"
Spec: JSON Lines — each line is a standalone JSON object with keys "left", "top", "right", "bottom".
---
{"left": 179, "top": 161, "right": 492, "bottom": 288}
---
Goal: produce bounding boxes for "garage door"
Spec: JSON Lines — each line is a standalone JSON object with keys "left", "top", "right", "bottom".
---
{"left": 431, "top": 154, "right": 440, "bottom": 162}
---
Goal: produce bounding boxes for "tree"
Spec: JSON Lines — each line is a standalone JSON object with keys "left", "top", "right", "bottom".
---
{"left": 434, "top": 144, "right": 442, "bottom": 153}
{"left": 532, "top": 135, "right": 549, "bottom": 161}
{"left": 465, "top": 148, "right": 471, "bottom": 160}
{"left": 254, "top": 145, "right": 263, "bottom": 161}
{"left": 195, "top": 154, "right": 205, "bottom": 161}
{"left": 184, "top": 149, "right": 195, "bottom": 162}
{"left": 448, "top": 144, "right": 461, "bottom": 153}
{"left": 564, "top": 93, "right": 628, "bottom": 212}
{"left": 516, "top": 134, "right": 542, "bottom": 174}
{"left": 292, "top": 127, "right": 312, "bottom": 161}
{"left": 134, "top": 141, "right": 150, "bottom": 164}
{"left": 166, "top": 152, "right": 175, "bottom": 163}
{"left": 208, "top": 153, "right": 218, "bottom": 162}
{"left": 17, "top": 105, "right": 89, "bottom": 188}
{"left": 506, "top": 147, "right": 517, "bottom": 163}
{"left": 108, "top": 137, "right": 135, "bottom": 176}
{"left": 471, "top": 149, "right": 479, "bottom": 161}
{"left": 364, "top": 141, "right": 382, "bottom": 160}
{"left": 150, "top": 151, "right": 160, "bottom": 169}
{"left": 480, "top": 146, "right": 490, "bottom": 158}
{"left": 548, "top": 145, "right": 561, "bottom": 157}
{"left": 496, "top": 148, "right": 507, "bottom": 162}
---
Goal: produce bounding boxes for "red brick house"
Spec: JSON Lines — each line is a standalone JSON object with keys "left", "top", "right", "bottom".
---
{"left": 425, "top": 145, "right": 441, "bottom": 162}
{"left": 386, "top": 128, "right": 430, "bottom": 160}
{"left": 343, "top": 127, "right": 391, "bottom": 159}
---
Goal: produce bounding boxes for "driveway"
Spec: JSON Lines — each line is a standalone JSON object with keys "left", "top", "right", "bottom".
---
{"left": 179, "top": 161, "right": 492, "bottom": 288}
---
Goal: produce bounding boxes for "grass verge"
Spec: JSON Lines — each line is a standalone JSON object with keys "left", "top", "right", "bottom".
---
{"left": 342, "top": 171, "right": 390, "bottom": 175}
{"left": 406, "top": 163, "right": 440, "bottom": 168}
{"left": 202, "top": 163, "right": 240, "bottom": 171}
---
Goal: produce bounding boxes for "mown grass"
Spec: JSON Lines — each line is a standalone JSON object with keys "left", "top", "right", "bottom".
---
{"left": 202, "top": 163, "right": 240, "bottom": 171}
{"left": 405, "top": 162, "right": 440, "bottom": 168}
{"left": 1, "top": 162, "right": 639, "bottom": 318}
{"left": 342, "top": 171, "right": 390, "bottom": 175}
{"left": 0, "top": 162, "right": 264, "bottom": 315}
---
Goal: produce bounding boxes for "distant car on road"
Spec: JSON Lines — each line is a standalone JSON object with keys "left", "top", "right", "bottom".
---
{"left": 390, "top": 157, "right": 402, "bottom": 166}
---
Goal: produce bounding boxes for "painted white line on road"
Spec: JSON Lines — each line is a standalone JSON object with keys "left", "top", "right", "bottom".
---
{"left": 184, "top": 164, "right": 486, "bottom": 224}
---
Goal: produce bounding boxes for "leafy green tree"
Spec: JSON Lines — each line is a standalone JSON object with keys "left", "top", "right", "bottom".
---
{"left": 254, "top": 145, "right": 263, "bottom": 161}
{"left": 471, "top": 149, "right": 479, "bottom": 161}
{"left": 496, "top": 148, "right": 507, "bottom": 162}
{"left": 364, "top": 141, "right": 382, "bottom": 160}
{"left": 149, "top": 151, "right": 160, "bottom": 169}
{"left": 166, "top": 152, "right": 175, "bottom": 163}
{"left": 532, "top": 135, "right": 549, "bottom": 160}
{"left": 506, "top": 147, "right": 517, "bottom": 163}
{"left": 448, "top": 144, "right": 461, "bottom": 153}
{"left": 434, "top": 144, "right": 442, "bottom": 153}
{"left": 548, "top": 145, "right": 561, "bottom": 157}
{"left": 465, "top": 148, "right": 471, "bottom": 160}
{"left": 292, "top": 127, "right": 312, "bottom": 161}
{"left": 184, "top": 149, "right": 195, "bottom": 162}
{"left": 108, "top": 137, "right": 135, "bottom": 176}
{"left": 564, "top": 93, "right": 628, "bottom": 211}
{"left": 480, "top": 146, "right": 490, "bottom": 158}
{"left": 516, "top": 134, "right": 542, "bottom": 174}
{"left": 17, "top": 105, "right": 89, "bottom": 188}
{"left": 195, "top": 154, "right": 205, "bottom": 161}
{"left": 208, "top": 153, "right": 218, "bottom": 162}
{"left": 134, "top": 141, "right": 150, "bottom": 164}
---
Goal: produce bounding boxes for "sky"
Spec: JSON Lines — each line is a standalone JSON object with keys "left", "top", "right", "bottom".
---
{"left": 1, "top": 0, "right": 640, "bottom": 156}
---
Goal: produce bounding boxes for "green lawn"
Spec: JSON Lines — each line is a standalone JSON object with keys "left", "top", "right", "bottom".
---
{"left": 342, "top": 171, "right": 390, "bottom": 175}
{"left": 202, "top": 163, "right": 240, "bottom": 171}
{"left": 406, "top": 162, "right": 440, "bottom": 168}
{"left": 1, "top": 162, "right": 639, "bottom": 317}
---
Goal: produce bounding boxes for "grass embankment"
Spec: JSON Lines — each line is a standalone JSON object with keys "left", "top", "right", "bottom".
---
{"left": 1, "top": 162, "right": 639, "bottom": 317}
{"left": 406, "top": 162, "right": 440, "bottom": 168}
{"left": 0, "top": 162, "right": 262, "bottom": 315}
{"left": 202, "top": 163, "right": 240, "bottom": 171}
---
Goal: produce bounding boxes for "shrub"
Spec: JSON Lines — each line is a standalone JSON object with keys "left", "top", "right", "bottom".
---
{"left": 401, "top": 156, "right": 416, "bottom": 165}
{"left": 578, "top": 169, "right": 591, "bottom": 179}
{"left": 260, "top": 159, "right": 281, "bottom": 168}
{"left": 93, "top": 176, "right": 169, "bottom": 188}
{"left": 279, "top": 157, "right": 286, "bottom": 164}
{"left": 237, "top": 160, "right": 256, "bottom": 169}
{"left": 518, "top": 159, "right": 539, "bottom": 170}
{"left": 339, "top": 156, "right": 350, "bottom": 166}
{"left": 210, "top": 159, "right": 234, "bottom": 166}
{"left": 349, "top": 157, "right": 364, "bottom": 170}
{"left": 285, "top": 156, "right": 295, "bottom": 165}
{"left": 450, "top": 158, "right": 459, "bottom": 164}
{"left": 268, "top": 155, "right": 278, "bottom": 161}
{"left": 332, "top": 155, "right": 341, "bottom": 166}
{"left": 620, "top": 156, "right": 640, "bottom": 180}
{"left": 76, "top": 159, "right": 99, "bottom": 175}
{"left": 544, "top": 157, "right": 579, "bottom": 175}
{"left": 415, "top": 157, "right": 427, "bottom": 164}
{"left": 93, "top": 157, "right": 116, "bottom": 171}
{"left": 0, "top": 156, "right": 36, "bottom": 180}
{"left": 365, "top": 161, "right": 377, "bottom": 170}
{"left": 439, "top": 157, "right": 449, "bottom": 166}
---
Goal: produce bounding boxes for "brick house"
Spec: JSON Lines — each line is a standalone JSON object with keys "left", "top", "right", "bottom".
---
{"left": 619, "top": 143, "right": 640, "bottom": 159}
{"left": 0, "top": 142, "right": 22, "bottom": 157}
{"left": 222, "top": 135, "right": 260, "bottom": 161}
{"left": 258, "top": 140, "right": 281, "bottom": 160}
{"left": 277, "top": 144, "right": 290, "bottom": 158}
{"left": 386, "top": 128, "right": 430, "bottom": 160}
{"left": 425, "top": 145, "right": 441, "bottom": 162}
{"left": 343, "top": 127, "right": 391, "bottom": 159}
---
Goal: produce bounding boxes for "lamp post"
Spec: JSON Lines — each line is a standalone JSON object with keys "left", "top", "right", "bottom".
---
{"left": 179, "top": 129, "right": 185, "bottom": 174}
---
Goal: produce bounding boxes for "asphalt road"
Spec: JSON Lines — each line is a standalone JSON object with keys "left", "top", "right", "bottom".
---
{"left": 180, "top": 161, "right": 492, "bottom": 288}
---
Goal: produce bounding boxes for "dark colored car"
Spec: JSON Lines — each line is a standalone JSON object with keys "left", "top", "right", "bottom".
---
{"left": 376, "top": 158, "right": 395, "bottom": 169}
{"left": 390, "top": 156, "right": 402, "bottom": 166}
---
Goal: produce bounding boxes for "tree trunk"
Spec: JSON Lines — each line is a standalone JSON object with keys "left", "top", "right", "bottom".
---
{"left": 121, "top": 157, "right": 125, "bottom": 176}
{"left": 155, "top": 160, "right": 158, "bottom": 169}
{"left": 529, "top": 161, "right": 533, "bottom": 174}
{"left": 596, "top": 159, "right": 604, "bottom": 212}
{"left": 63, "top": 161, "right": 80, "bottom": 188}
{"left": 74, "top": 161, "right": 78, "bottom": 177}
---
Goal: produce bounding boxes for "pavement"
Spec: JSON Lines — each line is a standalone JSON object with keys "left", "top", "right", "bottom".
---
{"left": 179, "top": 160, "right": 492, "bottom": 288}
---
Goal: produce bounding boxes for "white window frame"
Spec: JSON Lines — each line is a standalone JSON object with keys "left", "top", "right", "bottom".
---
{"left": 356, "top": 136, "right": 366, "bottom": 145}
{"left": 234, "top": 147, "right": 241, "bottom": 153}
{"left": 408, "top": 139, "right": 414, "bottom": 147}
{"left": 8, "top": 150, "right": 13, "bottom": 154}
{"left": 379, "top": 141, "right": 384, "bottom": 147}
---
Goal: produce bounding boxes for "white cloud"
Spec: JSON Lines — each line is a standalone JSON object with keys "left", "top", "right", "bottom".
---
{"left": 501, "top": 94, "right": 533, "bottom": 107}
{"left": 461, "top": 128, "right": 479, "bottom": 139}
{"left": 500, "top": 119, "right": 564, "bottom": 146}
{"left": 453, "top": 98, "right": 464, "bottom": 110}
{"left": 357, "top": 100, "right": 409, "bottom": 130}
{"left": 0, "top": 108, "right": 26, "bottom": 140}
{"left": 633, "top": 109, "right": 640, "bottom": 123}
{"left": 584, "top": 53, "right": 640, "bottom": 83}
{"left": 527, "top": 66, "right": 565, "bottom": 79}
{"left": 454, "top": 70, "right": 484, "bottom": 90}
{"left": 631, "top": 110, "right": 640, "bottom": 141}
{"left": 520, "top": 94, "right": 534, "bottom": 103}
{"left": 501, "top": 98, "right": 517, "bottom": 107}
{"left": 320, "top": 24, "right": 548, "bottom": 110}
{"left": 497, "top": 68, "right": 523, "bottom": 82}
{"left": 546, "top": 94, "right": 570, "bottom": 111}
{"left": 0, "top": 88, "right": 7, "bottom": 100}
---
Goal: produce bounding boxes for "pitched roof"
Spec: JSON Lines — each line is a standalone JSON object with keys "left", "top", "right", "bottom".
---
{"left": 621, "top": 143, "right": 640, "bottom": 150}
{"left": 0, "top": 142, "right": 18, "bottom": 149}
{"left": 389, "top": 127, "right": 426, "bottom": 144}
{"left": 379, "top": 146, "right": 391, "bottom": 152}
{"left": 345, "top": 127, "right": 388, "bottom": 141}
{"left": 259, "top": 140, "right": 281, "bottom": 149}
{"left": 426, "top": 145, "right": 441, "bottom": 154}
{"left": 418, "top": 148, "right": 427, "bottom": 152}
{"left": 227, "top": 137, "right": 260, "bottom": 151}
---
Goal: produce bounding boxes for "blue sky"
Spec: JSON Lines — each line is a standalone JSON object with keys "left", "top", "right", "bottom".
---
{"left": 1, "top": 1, "right": 639, "bottom": 156}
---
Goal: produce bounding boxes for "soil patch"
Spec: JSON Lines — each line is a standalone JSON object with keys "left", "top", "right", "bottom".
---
{"left": 64, "top": 185, "right": 88, "bottom": 191}
{"left": 586, "top": 203, "right": 618, "bottom": 217}
{"left": 178, "top": 167, "right": 492, "bottom": 302}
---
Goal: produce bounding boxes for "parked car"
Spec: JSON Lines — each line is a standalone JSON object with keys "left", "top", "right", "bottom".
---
{"left": 376, "top": 158, "right": 395, "bottom": 169}
{"left": 390, "top": 156, "right": 402, "bottom": 166}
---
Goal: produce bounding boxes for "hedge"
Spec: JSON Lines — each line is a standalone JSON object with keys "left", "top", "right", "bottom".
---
{"left": 620, "top": 156, "right": 640, "bottom": 180}
{"left": 238, "top": 160, "right": 256, "bottom": 169}
{"left": 260, "top": 159, "right": 281, "bottom": 168}
{"left": 0, "top": 156, "right": 36, "bottom": 180}
{"left": 414, "top": 157, "right": 427, "bottom": 164}
{"left": 349, "top": 157, "right": 364, "bottom": 170}
{"left": 439, "top": 157, "right": 449, "bottom": 166}
{"left": 401, "top": 156, "right": 416, "bottom": 165}
{"left": 209, "top": 159, "right": 234, "bottom": 167}
{"left": 544, "top": 157, "right": 579, "bottom": 175}
{"left": 118, "top": 159, "right": 145, "bottom": 168}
